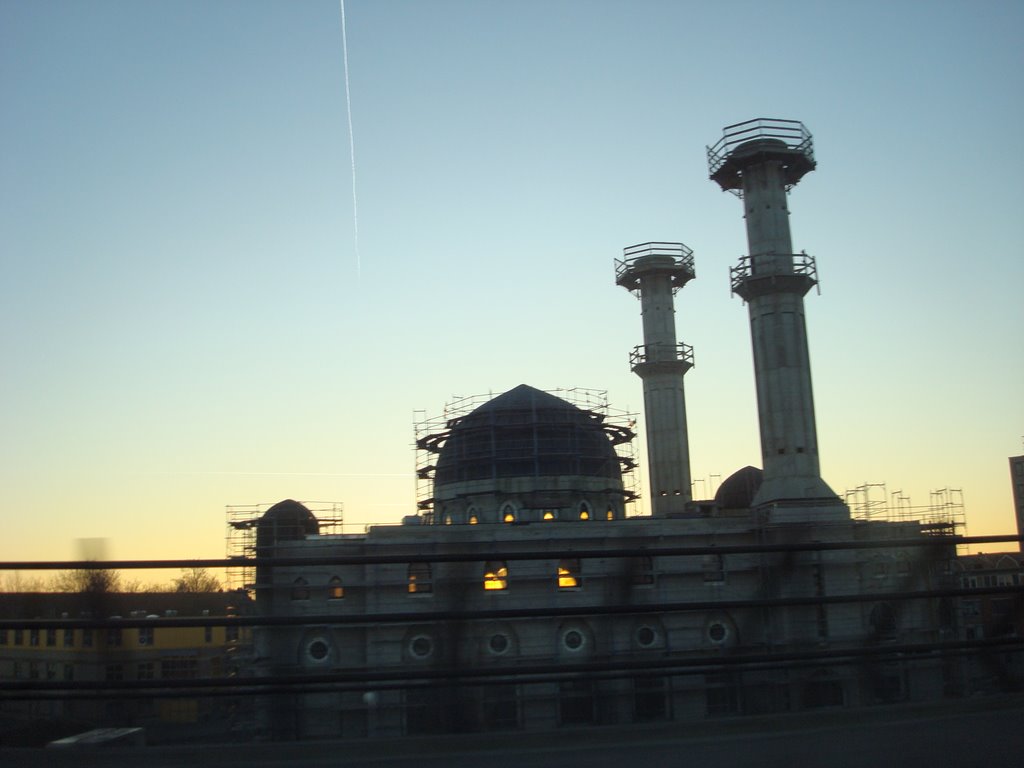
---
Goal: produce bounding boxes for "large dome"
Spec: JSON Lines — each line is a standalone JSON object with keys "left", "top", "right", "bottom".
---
{"left": 433, "top": 384, "right": 622, "bottom": 487}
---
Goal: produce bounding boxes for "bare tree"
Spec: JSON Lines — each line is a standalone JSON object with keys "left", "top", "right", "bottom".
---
{"left": 173, "top": 567, "right": 221, "bottom": 593}
{"left": 50, "top": 568, "right": 122, "bottom": 594}
{"left": 0, "top": 571, "right": 48, "bottom": 592}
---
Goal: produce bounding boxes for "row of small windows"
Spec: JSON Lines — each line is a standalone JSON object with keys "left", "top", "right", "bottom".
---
{"left": 3, "top": 659, "right": 206, "bottom": 684}
{"left": 441, "top": 502, "right": 618, "bottom": 526}
{"left": 0, "top": 626, "right": 231, "bottom": 647}
{"left": 288, "top": 556, "right": 735, "bottom": 599}
{"left": 291, "top": 576, "right": 346, "bottom": 600}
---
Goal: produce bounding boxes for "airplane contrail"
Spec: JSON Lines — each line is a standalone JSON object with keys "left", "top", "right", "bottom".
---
{"left": 340, "top": 0, "right": 360, "bottom": 278}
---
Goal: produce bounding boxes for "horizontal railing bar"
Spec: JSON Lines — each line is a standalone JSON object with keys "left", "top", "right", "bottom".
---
{"left": 3, "top": 638, "right": 1020, "bottom": 701}
{"left": 2, "top": 585, "right": 1020, "bottom": 629}
{"left": 1, "top": 534, "right": 1013, "bottom": 571}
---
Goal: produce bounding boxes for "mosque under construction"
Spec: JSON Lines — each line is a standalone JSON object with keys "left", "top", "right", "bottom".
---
{"left": 244, "top": 119, "right": 972, "bottom": 740}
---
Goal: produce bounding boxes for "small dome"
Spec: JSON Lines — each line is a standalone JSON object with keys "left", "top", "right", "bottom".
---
{"left": 714, "top": 466, "right": 764, "bottom": 510}
{"left": 257, "top": 499, "right": 319, "bottom": 546}
{"left": 434, "top": 384, "right": 621, "bottom": 487}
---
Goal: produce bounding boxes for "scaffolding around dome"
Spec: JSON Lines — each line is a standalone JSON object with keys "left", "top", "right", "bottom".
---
{"left": 413, "top": 386, "right": 639, "bottom": 524}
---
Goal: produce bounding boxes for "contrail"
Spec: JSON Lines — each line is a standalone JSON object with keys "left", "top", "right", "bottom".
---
{"left": 339, "top": 0, "right": 360, "bottom": 278}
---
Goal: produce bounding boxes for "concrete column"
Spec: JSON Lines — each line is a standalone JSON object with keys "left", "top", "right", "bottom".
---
{"left": 616, "top": 246, "right": 695, "bottom": 517}
{"left": 737, "top": 152, "right": 835, "bottom": 506}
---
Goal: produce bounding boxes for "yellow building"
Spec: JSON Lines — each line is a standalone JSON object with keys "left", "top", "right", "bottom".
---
{"left": 0, "top": 591, "right": 251, "bottom": 743}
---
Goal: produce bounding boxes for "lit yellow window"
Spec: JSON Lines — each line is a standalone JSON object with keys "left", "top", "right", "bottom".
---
{"left": 503, "top": 509, "right": 516, "bottom": 523}
{"left": 579, "top": 504, "right": 590, "bottom": 521}
{"left": 407, "top": 563, "right": 433, "bottom": 594}
{"left": 469, "top": 515, "right": 479, "bottom": 525}
{"left": 606, "top": 507, "right": 615, "bottom": 521}
{"left": 543, "top": 510, "right": 556, "bottom": 521}
{"left": 328, "top": 576, "right": 344, "bottom": 599}
{"left": 558, "top": 559, "right": 581, "bottom": 589}
{"left": 444, "top": 515, "right": 453, "bottom": 525}
{"left": 483, "top": 561, "right": 508, "bottom": 591}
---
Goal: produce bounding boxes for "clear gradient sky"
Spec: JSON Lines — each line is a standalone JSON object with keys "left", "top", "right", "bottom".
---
{"left": 1, "top": 0, "right": 1022, "bottom": 566}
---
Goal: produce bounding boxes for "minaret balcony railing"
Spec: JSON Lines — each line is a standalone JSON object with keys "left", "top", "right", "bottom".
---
{"left": 730, "top": 252, "right": 819, "bottom": 300}
{"left": 707, "top": 118, "right": 815, "bottom": 194}
{"left": 630, "top": 342, "right": 694, "bottom": 372}
{"left": 615, "top": 242, "right": 695, "bottom": 295}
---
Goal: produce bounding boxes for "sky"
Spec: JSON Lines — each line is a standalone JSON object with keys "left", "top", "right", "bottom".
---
{"left": 1, "top": 0, "right": 1022, "bottom": 569}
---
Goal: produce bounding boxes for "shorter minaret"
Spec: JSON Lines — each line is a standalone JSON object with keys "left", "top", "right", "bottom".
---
{"left": 616, "top": 242, "right": 695, "bottom": 516}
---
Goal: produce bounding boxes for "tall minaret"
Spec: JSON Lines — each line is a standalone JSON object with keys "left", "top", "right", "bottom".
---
{"left": 616, "top": 242, "right": 695, "bottom": 516}
{"left": 708, "top": 119, "right": 838, "bottom": 508}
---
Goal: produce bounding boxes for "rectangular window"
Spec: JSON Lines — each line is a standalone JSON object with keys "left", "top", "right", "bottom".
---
{"left": 204, "top": 626, "right": 213, "bottom": 643}
{"left": 29, "top": 628, "right": 39, "bottom": 646}
{"left": 630, "top": 556, "right": 655, "bottom": 586}
{"left": 161, "top": 658, "right": 198, "bottom": 679}
{"left": 82, "top": 629, "right": 93, "bottom": 648}
{"left": 137, "top": 662, "right": 155, "bottom": 680}
{"left": 63, "top": 664, "right": 74, "bottom": 681}
{"left": 483, "top": 561, "right": 509, "bottom": 591}
{"left": 63, "top": 628, "right": 74, "bottom": 647}
{"left": 14, "top": 629, "right": 24, "bottom": 645}
{"left": 0, "top": 630, "right": 6, "bottom": 645}
{"left": 558, "top": 679, "right": 595, "bottom": 725}
{"left": 705, "top": 674, "right": 739, "bottom": 716}
{"left": 633, "top": 676, "right": 669, "bottom": 722}
{"left": 407, "top": 563, "right": 433, "bottom": 595}
{"left": 138, "top": 627, "right": 154, "bottom": 646}
{"left": 703, "top": 554, "right": 725, "bottom": 584}
{"left": 482, "top": 683, "right": 518, "bottom": 730}
{"left": 46, "top": 628, "right": 57, "bottom": 647}
{"left": 107, "top": 627, "right": 122, "bottom": 647}
{"left": 558, "top": 559, "right": 581, "bottom": 590}
{"left": 105, "top": 664, "right": 124, "bottom": 682}
{"left": 405, "top": 688, "right": 444, "bottom": 735}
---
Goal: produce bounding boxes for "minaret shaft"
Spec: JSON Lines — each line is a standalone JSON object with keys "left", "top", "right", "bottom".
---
{"left": 708, "top": 120, "right": 838, "bottom": 507}
{"left": 616, "top": 244, "right": 695, "bottom": 517}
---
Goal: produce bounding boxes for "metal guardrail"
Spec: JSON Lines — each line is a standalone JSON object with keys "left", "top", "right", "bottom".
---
{"left": 707, "top": 118, "right": 814, "bottom": 179}
{"left": 629, "top": 342, "right": 694, "bottom": 369}
{"left": 730, "top": 253, "right": 818, "bottom": 295}
{"left": 615, "top": 242, "right": 694, "bottom": 287}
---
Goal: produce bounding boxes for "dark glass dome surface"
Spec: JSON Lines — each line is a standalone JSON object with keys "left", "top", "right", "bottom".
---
{"left": 434, "top": 384, "right": 621, "bottom": 487}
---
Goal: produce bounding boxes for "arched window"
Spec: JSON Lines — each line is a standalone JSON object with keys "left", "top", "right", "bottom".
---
{"left": 483, "top": 561, "right": 508, "bottom": 591}
{"left": 543, "top": 509, "right": 557, "bottom": 521}
{"left": 605, "top": 506, "right": 615, "bottom": 521}
{"left": 469, "top": 514, "right": 479, "bottom": 525}
{"left": 291, "top": 578, "right": 310, "bottom": 601}
{"left": 502, "top": 504, "right": 516, "bottom": 524}
{"left": 579, "top": 503, "right": 591, "bottom": 521}
{"left": 468, "top": 507, "right": 479, "bottom": 525}
{"left": 408, "top": 563, "right": 433, "bottom": 595}
{"left": 328, "top": 576, "right": 345, "bottom": 600}
{"left": 558, "top": 559, "right": 581, "bottom": 589}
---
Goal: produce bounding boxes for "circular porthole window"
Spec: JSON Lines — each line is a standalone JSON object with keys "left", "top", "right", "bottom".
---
{"left": 306, "top": 638, "right": 330, "bottom": 663}
{"left": 409, "top": 634, "right": 434, "bottom": 659}
{"left": 562, "top": 629, "right": 586, "bottom": 652}
{"left": 636, "top": 625, "right": 657, "bottom": 648}
{"left": 707, "top": 622, "right": 729, "bottom": 644}
{"left": 488, "top": 633, "right": 510, "bottom": 655}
